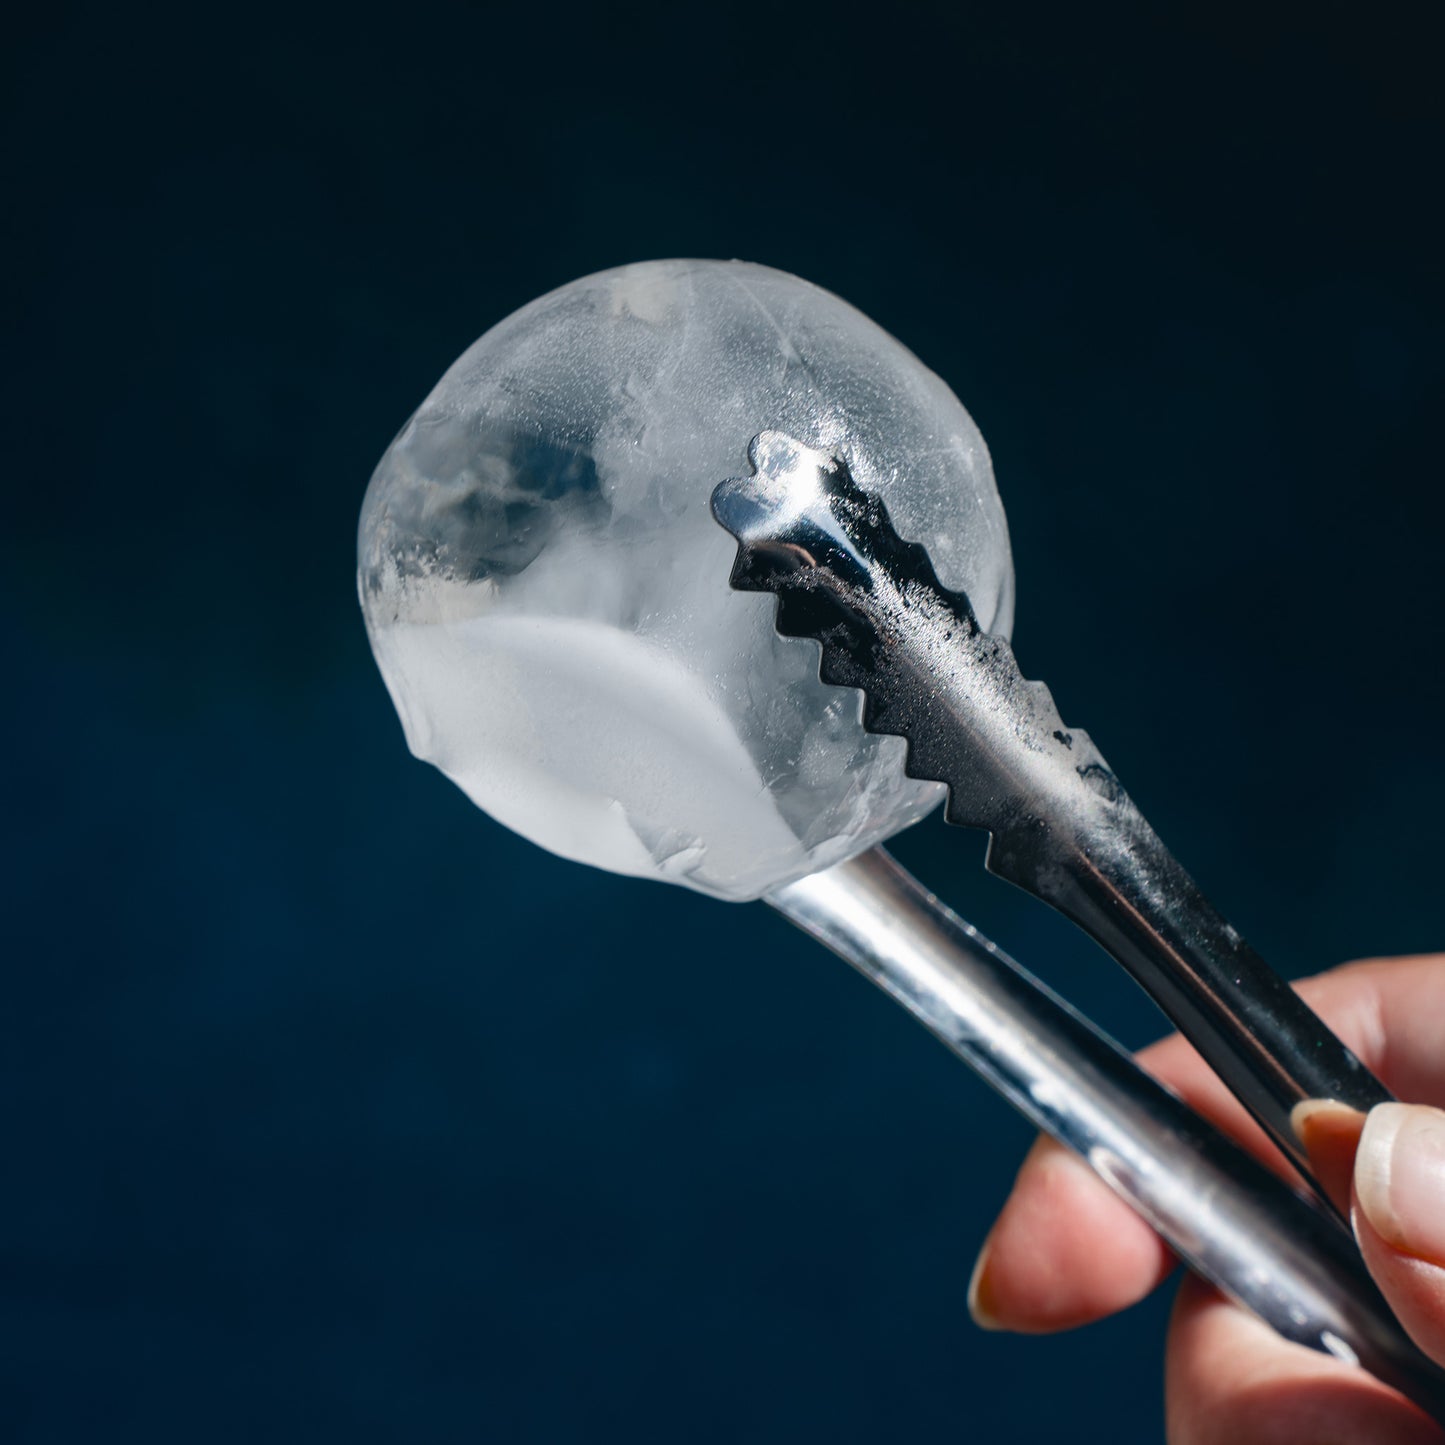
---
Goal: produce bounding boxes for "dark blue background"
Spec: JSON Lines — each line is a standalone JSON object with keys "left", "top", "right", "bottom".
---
{"left": 5, "top": 2, "right": 1442, "bottom": 1440}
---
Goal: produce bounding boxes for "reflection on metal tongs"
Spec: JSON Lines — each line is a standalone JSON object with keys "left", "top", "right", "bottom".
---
{"left": 711, "top": 432, "right": 1445, "bottom": 1423}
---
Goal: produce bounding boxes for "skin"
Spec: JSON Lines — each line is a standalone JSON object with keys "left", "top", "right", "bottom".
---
{"left": 968, "top": 954, "right": 1445, "bottom": 1444}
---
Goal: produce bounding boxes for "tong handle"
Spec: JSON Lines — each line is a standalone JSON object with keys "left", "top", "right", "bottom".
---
{"left": 768, "top": 848, "right": 1445, "bottom": 1425}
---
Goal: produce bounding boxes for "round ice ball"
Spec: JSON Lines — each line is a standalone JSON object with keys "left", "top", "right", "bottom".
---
{"left": 358, "top": 259, "right": 1014, "bottom": 901}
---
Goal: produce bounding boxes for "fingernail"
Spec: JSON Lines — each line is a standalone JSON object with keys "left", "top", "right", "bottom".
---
{"left": 967, "top": 1233, "right": 1003, "bottom": 1331}
{"left": 1290, "top": 1098, "right": 1364, "bottom": 1143}
{"left": 1291, "top": 1099, "right": 1368, "bottom": 1212}
{"left": 1354, "top": 1102, "right": 1445, "bottom": 1266}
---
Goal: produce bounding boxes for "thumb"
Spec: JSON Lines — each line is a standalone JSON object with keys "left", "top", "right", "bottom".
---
{"left": 1354, "top": 1102, "right": 1445, "bottom": 1367}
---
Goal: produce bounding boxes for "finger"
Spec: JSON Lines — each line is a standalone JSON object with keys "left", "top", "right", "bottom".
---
{"left": 1292, "top": 1099, "right": 1367, "bottom": 1215}
{"left": 967, "top": 1134, "right": 1176, "bottom": 1332}
{"left": 1354, "top": 1103, "right": 1445, "bottom": 1366}
{"left": 1164, "top": 1274, "right": 1443, "bottom": 1445}
{"left": 971, "top": 954, "right": 1445, "bottom": 1334}
{"left": 1324, "top": 955, "right": 1445, "bottom": 1104}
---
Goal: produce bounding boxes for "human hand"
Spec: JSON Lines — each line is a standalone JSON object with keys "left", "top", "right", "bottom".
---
{"left": 968, "top": 954, "right": 1445, "bottom": 1444}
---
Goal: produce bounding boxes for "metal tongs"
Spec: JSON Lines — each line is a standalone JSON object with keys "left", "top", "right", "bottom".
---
{"left": 710, "top": 431, "right": 1445, "bottom": 1422}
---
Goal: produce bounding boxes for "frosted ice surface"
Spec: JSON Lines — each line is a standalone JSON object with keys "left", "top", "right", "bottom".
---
{"left": 358, "top": 259, "right": 1015, "bottom": 901}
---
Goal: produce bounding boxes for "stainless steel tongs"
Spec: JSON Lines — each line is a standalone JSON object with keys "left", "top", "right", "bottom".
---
{"left": 710, "top": 431, "right": 1445, "bottom": 1423}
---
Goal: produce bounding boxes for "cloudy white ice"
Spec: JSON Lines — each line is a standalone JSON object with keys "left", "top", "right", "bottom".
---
{"left": 358, "top": 259, "right": 1014, "bottom": 901}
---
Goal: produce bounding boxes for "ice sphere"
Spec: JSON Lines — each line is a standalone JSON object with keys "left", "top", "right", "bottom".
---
{"left": 358, "top": 259, "right": 1014, "bottom": 901}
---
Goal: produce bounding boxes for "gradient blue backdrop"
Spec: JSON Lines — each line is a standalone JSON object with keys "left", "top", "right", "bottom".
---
{"left": 5, "top": 2, "right": 1443, "bottom": 1440}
